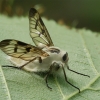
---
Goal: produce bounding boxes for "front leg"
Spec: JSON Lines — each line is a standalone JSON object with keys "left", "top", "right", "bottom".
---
{"left": 44, "top": 68, "right": 52, "bottom": 90}
{"left": 44, "top": 62, "right": 59, "bottom": 90}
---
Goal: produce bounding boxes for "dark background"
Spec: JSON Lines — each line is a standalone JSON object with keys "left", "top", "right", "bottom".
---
{"left": 0, "top": 0, "right": 100, "bottom": 32}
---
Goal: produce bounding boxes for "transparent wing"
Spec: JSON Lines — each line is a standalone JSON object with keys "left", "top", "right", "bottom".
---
{"left": 0, "top": 39, "right": 49, "bottom": 61}
{"left": 29, "top": 8, "right": 54, "bottom": 48}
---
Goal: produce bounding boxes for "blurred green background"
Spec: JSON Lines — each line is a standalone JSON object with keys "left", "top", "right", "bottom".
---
{"left": 0, "top": 0, "right": 100, "bottom": 32}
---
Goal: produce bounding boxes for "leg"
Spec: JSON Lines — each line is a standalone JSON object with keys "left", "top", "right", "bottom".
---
{"left": 44, "top": 62, "right": 59, "bottom": 90}
{"left": 2, "top": 57, "right": 37, "bottom": 69}
{"left": 19, "top": 57, "right": 37, "bottom": 69}
{"left": 2, "top": 65, "right": 20, "bottom": 69}
{"left": 66, "top": 64, "right": 90, "bottom": 78}
{"left": 62, "top": 66, "right": 80, "bottom": 93}
{"left": 45, "top": 71, "right": 52, "bottom": 90}
{"left": 2, "top": 57, "right": 42, "bottom": 69}
{"left": 44, "top": 64, "right": 52, "bottom": 90}
{"left": 45, "top": 62, "right": 61, "bottom": 89}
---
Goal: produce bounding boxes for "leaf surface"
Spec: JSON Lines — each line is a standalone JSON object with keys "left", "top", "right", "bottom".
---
{"left": 0, "top": 15, "right": 100, "bottom": 100}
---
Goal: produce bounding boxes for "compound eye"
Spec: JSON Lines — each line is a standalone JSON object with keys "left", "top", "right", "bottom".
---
{"left": 62, "top": 52, "right": 68, "bottom": 61}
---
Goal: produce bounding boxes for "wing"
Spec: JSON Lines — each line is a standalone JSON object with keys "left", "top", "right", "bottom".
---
{"left": 0, "top": 39, "right": 49, "bottom": 61}
{"left": 29, "top": 8, "right": 54, "bottom": 48}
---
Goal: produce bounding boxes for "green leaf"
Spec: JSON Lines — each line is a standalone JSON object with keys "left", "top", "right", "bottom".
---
{"left": 0, "top": 15, "right": 100, "bottom": 100}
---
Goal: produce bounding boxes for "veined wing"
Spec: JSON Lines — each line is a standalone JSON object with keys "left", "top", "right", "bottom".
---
{"left": 0, "top": 39, "right": 49, "bottom": 61}
{"left": 29, "top": 8, "right": 54, "bottom": 48}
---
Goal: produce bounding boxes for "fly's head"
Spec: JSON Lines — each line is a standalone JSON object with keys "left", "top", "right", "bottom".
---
{"left": 46, "top": 46, "right": 69, "bottom": 71}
